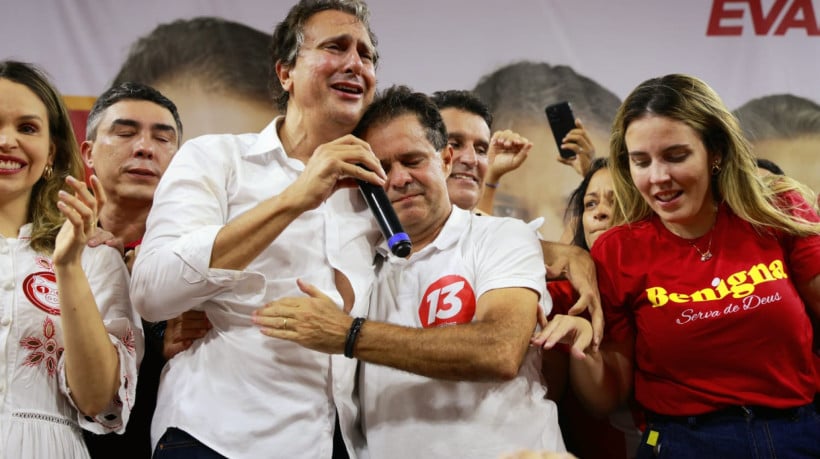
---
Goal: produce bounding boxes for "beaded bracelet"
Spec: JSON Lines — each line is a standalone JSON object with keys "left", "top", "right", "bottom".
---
{"left": 485, "top": 182, "right": 499, "bottom": 189}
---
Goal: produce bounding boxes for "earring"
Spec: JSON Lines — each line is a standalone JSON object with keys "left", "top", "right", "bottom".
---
{"left": 42, "top": 165, "right": 54, "bottom": 180}
{"left": 711, "top": 160, "right": 721, "bottom": 175}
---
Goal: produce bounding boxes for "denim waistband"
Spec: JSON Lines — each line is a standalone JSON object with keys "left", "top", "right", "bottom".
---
{"left": 646, "top": 403, "right": 817, "bottom": 426}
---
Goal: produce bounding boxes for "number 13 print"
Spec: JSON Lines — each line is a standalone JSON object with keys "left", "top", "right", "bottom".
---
{"left": 419, "top": 275, "right": 476, "bottom": 328}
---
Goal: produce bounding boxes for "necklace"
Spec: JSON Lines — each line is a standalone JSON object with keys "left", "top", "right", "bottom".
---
{"left": 690, "top": 233, "right": 713, "bottom": 261}
{"left": 689, "top": 211, "right": 718, "bottom": 262}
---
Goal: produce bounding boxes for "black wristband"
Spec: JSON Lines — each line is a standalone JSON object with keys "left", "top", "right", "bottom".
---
{"left": 344, "top": 317, "right": 366, "bottom": 359}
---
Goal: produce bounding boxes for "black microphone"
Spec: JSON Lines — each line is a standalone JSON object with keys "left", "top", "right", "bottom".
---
{"left": 356, "top": 174, "right": 412, "bottom": 257}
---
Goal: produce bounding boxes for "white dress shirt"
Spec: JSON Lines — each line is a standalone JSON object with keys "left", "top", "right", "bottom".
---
{"left": 131, "top": 118, "right": 378, "bottom": 459}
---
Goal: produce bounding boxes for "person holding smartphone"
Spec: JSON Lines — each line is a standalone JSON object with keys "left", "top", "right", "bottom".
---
{"left": 432, "top": 89, "right": 604, "bottom": 346}
{"left": 537, "top": 74, "right": 820, "bottom": 458}
{"left": 546, "top": 102, "right": 598, "bottom": 180}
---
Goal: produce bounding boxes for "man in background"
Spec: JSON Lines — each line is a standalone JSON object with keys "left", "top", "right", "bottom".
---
{"left": 432, "top": 89, "right": 603, "bottom": 344}
{"left": 82, "top": 82, "right": 209, "bottom": 458}
{"left": 733, "top": 93, "right": 820, "bottom": 193}
{"left": 112, "top": 16, "right": 280, "bottom": 142}
{"left": 431, "top": 90, "right": 532, "bottom": 214}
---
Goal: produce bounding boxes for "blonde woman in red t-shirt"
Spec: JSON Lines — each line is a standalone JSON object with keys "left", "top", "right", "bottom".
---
{"left": 535, "top": 74, "right": 820, "bottom": 459}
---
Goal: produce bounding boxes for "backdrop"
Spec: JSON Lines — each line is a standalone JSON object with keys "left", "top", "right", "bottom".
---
{"left": 2, "top": 0, "right": 818, "bottom": 238}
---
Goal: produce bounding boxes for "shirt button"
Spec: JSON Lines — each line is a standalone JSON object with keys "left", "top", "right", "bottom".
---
{"left": 0, "top": 317, "right": 9, "bottom": 326}
{"left": 3, "top": 281, "right": 13, "bottom": 291}
{"left": 0, "top": 245, "right": 8, "bottom": 254}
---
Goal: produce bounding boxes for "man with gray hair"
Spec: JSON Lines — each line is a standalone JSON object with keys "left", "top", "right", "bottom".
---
{"left": 130, "top": 1, "right": 384, "bottom": 457}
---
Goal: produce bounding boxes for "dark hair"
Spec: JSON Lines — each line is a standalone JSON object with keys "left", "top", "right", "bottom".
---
{"left": 565, "top": 157, "right": 609, "bottom": 251}
{"left": 431, "top": 90, "right": 493, "bottom": 127}
{"left": 86, "top": 82, "right": 182, "bottom": 145}
{"left": 113, "top": 17, "right": 276, "bottom": 105}
{"left": 733, "top": 94, "right": 820, "bottom": 142}
{"left": 353, "top": 85, "right": 447, "bottom": 151}
{"left": 0, "top": 61, "right": 85, "bottom": 253}
{"left": 271, "top": 0, "right": 378, "bottom": 112}
{"left": 473, "top": 61, "right": 621, "bottom": 133}
{"left": 755, "top": 158, "right": 785, "bottom": 176}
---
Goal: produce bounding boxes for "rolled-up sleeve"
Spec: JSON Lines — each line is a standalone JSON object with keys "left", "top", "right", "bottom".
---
{"left": 130, "top": 137, "right": 265, "bottom": 322}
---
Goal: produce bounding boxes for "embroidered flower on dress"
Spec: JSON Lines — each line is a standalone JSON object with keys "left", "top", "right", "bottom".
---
{"left": 121, "top": 326, "right": 136, "bottom": 355}
{"left": 20, "top": 316, "right": 64, "bottom": 377}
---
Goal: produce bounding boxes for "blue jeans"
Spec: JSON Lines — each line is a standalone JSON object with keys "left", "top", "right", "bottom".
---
{"left": 153, "top": 428, "right": 227, "bottom": 459}
{"left": 635, "top": 404, "right": 820, "bottom": 459}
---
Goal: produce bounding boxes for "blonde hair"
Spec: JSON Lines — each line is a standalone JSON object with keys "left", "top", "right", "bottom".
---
{"left": 609, "top": 74, "right": 820, "bottom": 237}
{"left": 0, "top": 61, "right": 85, "bottom": 253}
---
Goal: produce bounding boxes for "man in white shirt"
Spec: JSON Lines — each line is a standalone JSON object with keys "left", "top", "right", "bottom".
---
{"left": 130, "top": 1, "right": 385, "bottom": 458}
{"left": 254, "top": 86, "right": 593, "bottom": 458}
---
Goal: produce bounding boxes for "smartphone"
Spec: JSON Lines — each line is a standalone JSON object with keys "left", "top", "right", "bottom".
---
{"left": 545, "top": 102, "right": 577, "bottom": 159}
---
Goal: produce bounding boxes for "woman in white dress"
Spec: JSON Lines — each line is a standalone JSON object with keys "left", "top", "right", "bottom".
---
{"left": 0, "top": 60, "right": 142, "bottom": 458}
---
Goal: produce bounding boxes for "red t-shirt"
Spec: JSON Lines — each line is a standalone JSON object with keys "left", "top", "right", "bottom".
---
{"left": 592, "top": 195, "right": 820, "bottom": 416}
{"left": 547, "top": 280, "right": 578, "bottom": 317}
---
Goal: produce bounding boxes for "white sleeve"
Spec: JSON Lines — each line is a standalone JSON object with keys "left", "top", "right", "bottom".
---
{"left": 474, "top": 217, "right": 551, "bottom": 315}
{"left": 130, "top": 139, "right": 265, "bottom": 322}
{"left": 58, "top": 246, "right": 144, "bottom": 434}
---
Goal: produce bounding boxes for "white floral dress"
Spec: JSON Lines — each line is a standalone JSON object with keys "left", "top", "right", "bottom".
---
{"left": 0, "top": 225, "right": 143, "bottom": 458}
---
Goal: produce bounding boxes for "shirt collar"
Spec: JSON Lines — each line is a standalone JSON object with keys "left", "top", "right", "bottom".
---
{"left": 243, "top": 116, "right": 288, "bottom": 162}
{"left": 17, "top": 223, "right": 33, "bottom": 239}
{"left": 378, "top": 205, "right": 466, "bottom": 261}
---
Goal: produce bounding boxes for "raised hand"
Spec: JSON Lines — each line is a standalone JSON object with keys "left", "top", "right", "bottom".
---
{"left": 556, "top": 119, "right": 595, "bottom": 177}
{"left": 485, "top": 130, "right": 533, "bottom": 184}
{"left": 53, "top": 175, "right": 105, "bottom": 266}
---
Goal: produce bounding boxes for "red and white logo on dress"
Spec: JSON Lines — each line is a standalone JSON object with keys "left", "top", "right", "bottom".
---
{"left": 23, "top": 256, "right": 60, "bottom": 315}
{"left": 418, "top": 275, "right": 476, "bottom": 328}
